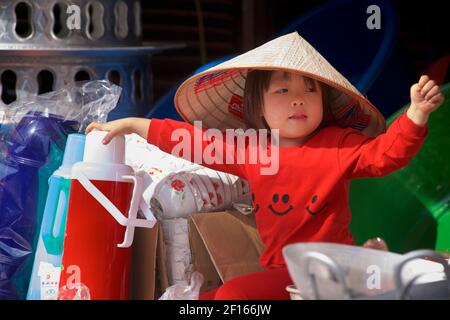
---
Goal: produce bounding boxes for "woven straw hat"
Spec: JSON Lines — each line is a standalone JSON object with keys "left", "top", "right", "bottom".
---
{"left": 174, "top": 31, "right": 386, "bottom": 137}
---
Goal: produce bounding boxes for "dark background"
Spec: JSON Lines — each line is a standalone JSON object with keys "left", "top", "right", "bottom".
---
{"left": 142, "top": 0, "right": 449, "bottom": 102}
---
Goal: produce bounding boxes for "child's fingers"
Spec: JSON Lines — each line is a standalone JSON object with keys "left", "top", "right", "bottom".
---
{"left": 418, "top": 75, "right": 429, "bottom": 89}
{"left": 85, "top": 122, "right": 94, "bottom": 134}
{"left": 425, "top": 85, "right": 441, "bottom": 100}
{"left": 429, "top": 92, "right": 444, "bottom": 104}
{"left": 411, "top": 83, "right": 421, "bottom": 93}
{"left": 86, "top": 122, "right": 104, "bottom": 134}
{"left": 420, "top": 79, "right": 436, "bottom": 96}
{"left": 102, "top": 129, "right": 120, "bottom": 144}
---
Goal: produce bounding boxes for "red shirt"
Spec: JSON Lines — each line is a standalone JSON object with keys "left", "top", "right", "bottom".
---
{"left": 147, "top": 114, "right": 427, "bottom": 268}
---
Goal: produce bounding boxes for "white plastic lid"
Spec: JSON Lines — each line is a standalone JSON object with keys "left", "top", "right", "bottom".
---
{"left": 84, "top": 130, "right": 125, "bottom": 164}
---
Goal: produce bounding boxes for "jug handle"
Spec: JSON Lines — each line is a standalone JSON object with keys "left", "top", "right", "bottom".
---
{"left": 139, "top": 197, "right": 157, "bottom": 228}
{"left": 394, "top": 250, "right": 450, "bottom": 299}
{"left": 297, "top": 251, "right": 351, "bottom": 300}
{"left": 41, "top": 177, "right": 69, "bottom": 255}
{"left": 118, "top": 175, "right": 157, "bottom": 248}
{"left": 74, "top": 171, "right": 156, "bottom": 248}
{"left": 74, "top": 171, "right": 129, "bottom": 226}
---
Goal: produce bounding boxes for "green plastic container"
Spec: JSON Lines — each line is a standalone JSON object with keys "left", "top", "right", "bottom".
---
{"left": 350, "top": 83, "right": 450, "bottom": 253}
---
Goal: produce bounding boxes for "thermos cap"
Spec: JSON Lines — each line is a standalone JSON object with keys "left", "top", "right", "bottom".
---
{"left": 84, "top": 130, "right": 125, "bottom": 164}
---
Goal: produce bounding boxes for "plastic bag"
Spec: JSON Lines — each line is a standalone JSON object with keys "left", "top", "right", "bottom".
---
{"left": 159, "top": 271, "right": 204, "bottom": 300}
{"left": 0, "top": 80, "right": 121, "bottom": 299}
{"left": 58, "top": 283, "right": 91, "bottom": 300}
{"left": 4, "top": 80, "right": 121, "bottom": 133}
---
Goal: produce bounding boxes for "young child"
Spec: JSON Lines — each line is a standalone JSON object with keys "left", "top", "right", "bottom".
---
{"left": 86, "top": 32, "right": 445, "bottom": 300}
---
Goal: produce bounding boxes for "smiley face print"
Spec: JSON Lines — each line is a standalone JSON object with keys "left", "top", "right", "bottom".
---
{"left": 251, "top": 192, "right": 260, "bottom": 213}
{"left": 268, "top": 193, "right": 294, "bottom": 216}
{"left": 305, "top": 194, "right": 329, "bottom": 216}
{"left": 252, "top": 191, "right": 329, "bottom": 217}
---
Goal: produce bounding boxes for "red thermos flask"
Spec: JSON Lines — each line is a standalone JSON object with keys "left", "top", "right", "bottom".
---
{"left": 60, "top": 131, "right": 155, "bottom": 300}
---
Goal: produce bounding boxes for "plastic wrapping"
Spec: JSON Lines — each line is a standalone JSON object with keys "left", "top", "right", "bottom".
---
{"left": 161, "top": 219, "right": 193, "bottom": 287}
{"left": 4, "top": 80, "right": 121, "bottom": 133}
{"left": 159, "top": 271, "right": 204, "bottom": 300}
{"left": 125, "top": 133, "right": 252, "bottom": 220}
{"left": 58, "top": 283, "right": 91, "bottom": 300}
{"left": 0, "top": 80, "right": 121, "bottom": 299}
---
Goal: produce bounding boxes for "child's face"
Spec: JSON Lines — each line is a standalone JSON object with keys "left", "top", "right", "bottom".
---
{"left": 262, "top": 71, "right": 323, "bottom": 141}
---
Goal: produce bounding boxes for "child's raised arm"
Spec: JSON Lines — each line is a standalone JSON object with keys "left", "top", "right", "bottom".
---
{"left": 338, "top": 75, "right": 444, "bottom": 179}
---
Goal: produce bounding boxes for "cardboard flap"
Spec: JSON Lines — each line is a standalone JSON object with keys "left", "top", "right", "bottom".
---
{"left": 189, "top": 211, "right": 265, "bottom": 283}
{"left": 188, "top": 218, "right": 223, "bottom": 294}
{"left": 130, "top": 224, "right": 159, "bottom": 300}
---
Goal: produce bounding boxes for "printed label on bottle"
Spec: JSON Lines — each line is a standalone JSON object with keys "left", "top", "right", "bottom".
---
{"left": 38, "top": 262, "right": 61, "bottom": 300}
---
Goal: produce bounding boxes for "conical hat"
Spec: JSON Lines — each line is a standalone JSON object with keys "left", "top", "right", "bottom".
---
{"left": 174, "top": 32, "right": 386, "bottom": 137}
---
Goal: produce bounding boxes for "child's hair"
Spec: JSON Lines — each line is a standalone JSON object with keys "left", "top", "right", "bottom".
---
{"left": 243, "top": 70, "right": 337, "bottom": 131}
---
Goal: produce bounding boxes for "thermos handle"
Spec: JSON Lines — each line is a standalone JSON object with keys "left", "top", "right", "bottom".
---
{"left": 139, "top": 197, "right": 157, "bottom": 227}
{"left": 73, "top": 171, "right": 156, "bottom": 248}
{"left": 75, "top": 171, "right": 129, "bottom": 226}
{"left": 42, "top": 177, "right": 69, "bottom": 255}
{"left": 119, "top": 175, "right": 157, "bottom": 248}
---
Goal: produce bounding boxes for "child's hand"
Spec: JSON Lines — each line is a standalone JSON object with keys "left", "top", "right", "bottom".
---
{"left": 86, "top": 118, "right": 134, "bottom": 144}
{"left": 86, "top": 117, "right": 150, "bottom": 144}
{"left": 407, "top": 75, "right": 445, "bottom": 125}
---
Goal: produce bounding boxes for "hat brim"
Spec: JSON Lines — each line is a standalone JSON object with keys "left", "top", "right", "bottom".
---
{"left": 174, "top": 32, "right": 386, "bottom": 137}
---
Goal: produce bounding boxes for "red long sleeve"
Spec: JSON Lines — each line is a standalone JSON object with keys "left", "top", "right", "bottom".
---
{"left": 338, "top": 113, "right": 428, "bottom": 179}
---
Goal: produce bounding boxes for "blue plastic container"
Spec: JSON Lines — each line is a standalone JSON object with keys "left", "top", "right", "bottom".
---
{"left": 27, "top": 134, "right": 86, "bottom": 300}
{"left": 0, "top": 113, "right": 78, "bottom": 299}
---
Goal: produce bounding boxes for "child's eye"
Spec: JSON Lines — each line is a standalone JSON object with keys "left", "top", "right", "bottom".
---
{"left": 275, "top": 88, "right": 288, "bottom": 94}
{"left": 305, "top": 87, "right": 316, "bottom": 93}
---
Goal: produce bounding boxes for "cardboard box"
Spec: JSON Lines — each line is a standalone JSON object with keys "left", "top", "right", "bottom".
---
{"left": 130, "top": 222, "right": 160, "bottom": 300}
{"left": 188, "top": 211, "right": 265, "bottom": 295}
{"left": 131, "top": 210, "right": 265, "bottom": 299}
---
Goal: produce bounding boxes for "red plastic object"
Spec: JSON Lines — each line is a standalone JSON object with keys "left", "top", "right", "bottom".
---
{"left": 60, "top": 180, "right": 134, "bottom": 300}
